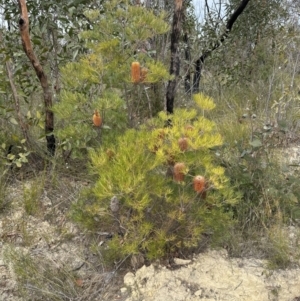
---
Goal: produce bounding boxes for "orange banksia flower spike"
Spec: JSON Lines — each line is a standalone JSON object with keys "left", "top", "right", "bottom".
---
{"left": 131, "top": 61, "right": 141, "bottom": 83}
{"left": 93, "top": 109, "right": 102, "bottom": 127}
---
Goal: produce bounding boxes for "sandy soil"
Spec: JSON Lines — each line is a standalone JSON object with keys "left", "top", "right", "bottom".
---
{"left": 123, "top": 249, "right": 300, "bottom": 301}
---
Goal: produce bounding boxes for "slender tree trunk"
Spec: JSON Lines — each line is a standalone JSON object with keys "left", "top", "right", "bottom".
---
{"left": 50, "top": 24, "right": 61, "bottom": 97}
{"left": 166, "top": 0, "right": 183, "bottom": 114}
{"left": 183, "top": 32, "right": 192, "bottom": 94}
{"left": 18, "top": 0, "right": 56, "bottom": 155}
{"left": 192, "top": 0, "right": 251, "bottom": 93}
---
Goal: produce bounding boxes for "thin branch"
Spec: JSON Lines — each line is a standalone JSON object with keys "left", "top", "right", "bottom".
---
{"left": 204, "top": 0, "right": 214, "bottom": 26}
{"left": 192, "top": 0, "right": 251, "bottom": 93}
{"left": 183, "top": 32, "right": 192, "bottom": 94}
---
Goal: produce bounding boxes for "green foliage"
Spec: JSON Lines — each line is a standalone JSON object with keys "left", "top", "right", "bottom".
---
{"left": 0, "top": 0, "right": 96, "bottom": 155}
{"left": 71, "top": 94, "right": 239, "bottom": 261}
{"left": 216, "top": 108, "right": 300, "bottom": 231}
{"left": 53, "top": 88, "right": 126, "bottom": 158}
{"left": 53, "top": 0, "right": 170, "bottom": 158}
{"left": 0, "top": 140, "right": 31, "bottom": 169}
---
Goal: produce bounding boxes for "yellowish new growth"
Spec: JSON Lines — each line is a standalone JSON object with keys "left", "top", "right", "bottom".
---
{"left": 193, "top": 93, "right": 216, "bottom": 111}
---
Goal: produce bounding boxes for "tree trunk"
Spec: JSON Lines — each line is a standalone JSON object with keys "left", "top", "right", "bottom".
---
{"left": 18, "top": 0, "right": 55, "bottom": 155}
{"left": 183, "top": 32, "right": 192, "bottom": 94}
{"left": 192, "top": 0, "right": 251, "bottom": 93}
{"left": 166, "top": 0, "right": 184, "bottom": 114}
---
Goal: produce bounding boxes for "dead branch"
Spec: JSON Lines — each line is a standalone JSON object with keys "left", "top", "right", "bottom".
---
{"left": 18, "top": 0, "right": 55, "bottom": 155}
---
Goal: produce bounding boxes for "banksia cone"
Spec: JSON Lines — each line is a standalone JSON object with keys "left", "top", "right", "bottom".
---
{"left": 173, "top": 162, "right": 186, "bottom": 182}
{"left": 93, "top": 109, "right": 102, "bottom": 127}
{"left": 193, "top": 175, "right": 205, "bottom": 193}
{"left": 131, "top": 61, "right": 141, "bottom": 83}
{"left": 178, "top": 137, "right": 188, "bottom": 151}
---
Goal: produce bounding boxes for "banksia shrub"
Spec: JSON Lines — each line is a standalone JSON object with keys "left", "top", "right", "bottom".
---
{"left": 53, "top": 2, "right": 170, "bottom": 158}
{"left": 72, "top": 94, "right": 239, "bottom": 262}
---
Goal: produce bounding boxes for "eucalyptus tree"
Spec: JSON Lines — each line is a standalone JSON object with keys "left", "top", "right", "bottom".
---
{"left": 195, "top": 0, "right": 286, "bottom": 89}
{"left": 0, "top": 0, "right": 99, "bottom": 155}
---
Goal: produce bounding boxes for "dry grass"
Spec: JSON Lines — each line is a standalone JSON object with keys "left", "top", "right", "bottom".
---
{"left": 0, "top": 159, "right": 132, "bottom": 301}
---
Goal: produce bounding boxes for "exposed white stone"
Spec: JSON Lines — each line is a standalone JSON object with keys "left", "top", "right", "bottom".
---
{"left": 124, "top": 272, "right": 136, "bottom": 286}
{"left": 173, "top": 258, "right": 192, "bottom": 265}
{"left": 194, "top": 289, "right": 202, "bottom": 296}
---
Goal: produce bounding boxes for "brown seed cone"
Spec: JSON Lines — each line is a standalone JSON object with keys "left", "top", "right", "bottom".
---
{"left": 178, "top": 137, "right": 188, "bottom": 151}
{"left": 193, "top": 175, "right": 205, "bottom": 193}
{"left": 173, "top": 162, "right": 186, "bottom": 182}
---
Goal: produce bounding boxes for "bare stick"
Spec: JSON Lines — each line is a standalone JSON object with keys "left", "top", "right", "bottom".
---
{"left": 18, "top": 0, "right": 55, "bottom": 155}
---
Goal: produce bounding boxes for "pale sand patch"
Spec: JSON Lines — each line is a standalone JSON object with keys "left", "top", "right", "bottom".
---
{"left": 123, "top": 249, "right": 300, "bottom": 301}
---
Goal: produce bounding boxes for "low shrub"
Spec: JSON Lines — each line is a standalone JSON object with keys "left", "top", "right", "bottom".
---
{"left": 218, "top": 112, "right": 300, "bottom": 230}
{"left": 71, "top": 94, "right": 240, "bottom": 262}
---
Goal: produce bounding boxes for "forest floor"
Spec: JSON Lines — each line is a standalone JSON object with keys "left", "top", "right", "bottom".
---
{"left": 1, "top": 146, "right": 300, "bottom": 301}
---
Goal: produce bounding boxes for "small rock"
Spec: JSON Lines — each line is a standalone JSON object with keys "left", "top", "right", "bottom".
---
{"left": 124, "top": 272, "right": 136, "bottom": 286}
{"left": 174, "top": 258, "right": 191, "bottom": 265}
{"left": 194, "top": 289, "right": 202, "bottom": 296}
{"left": 110, "top": 196, "right": 120, "bottom": 213}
